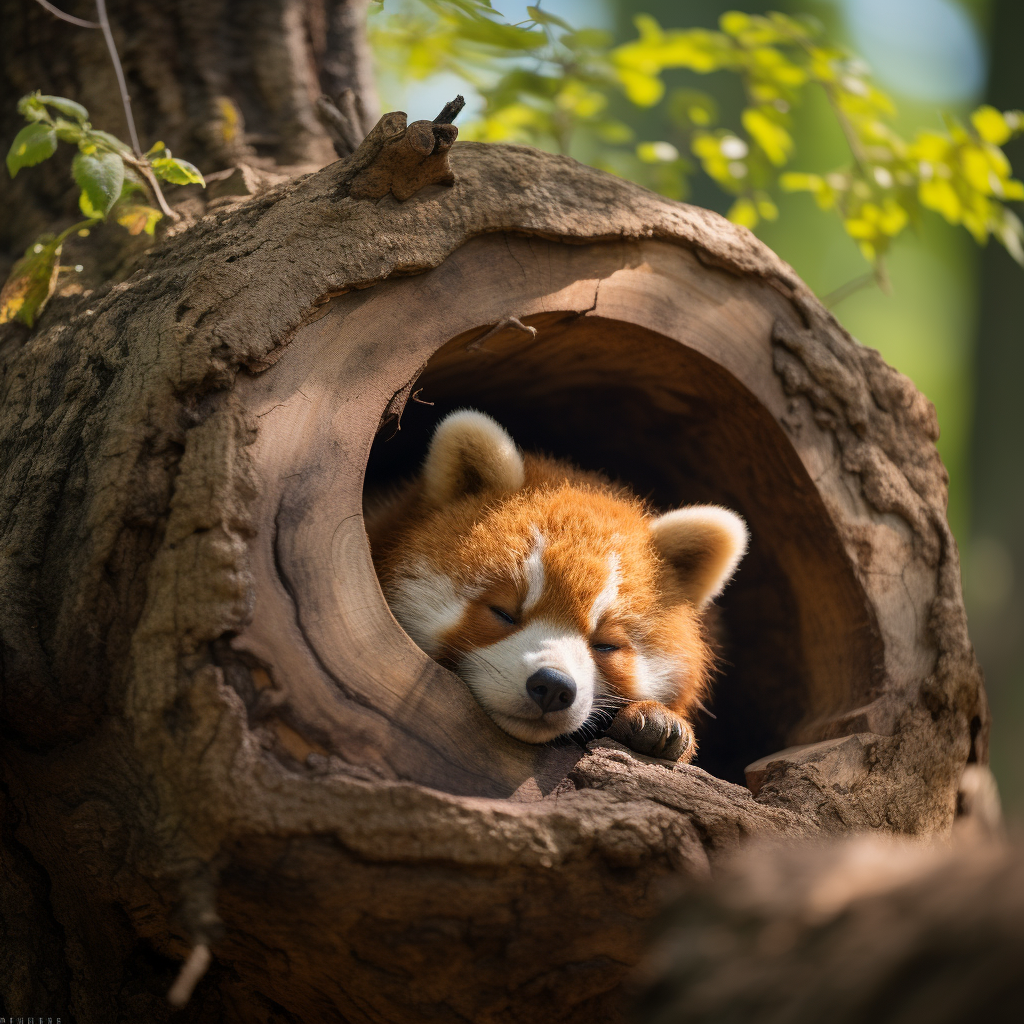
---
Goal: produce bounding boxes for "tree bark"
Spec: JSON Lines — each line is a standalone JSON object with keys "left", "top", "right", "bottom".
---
{"left": 0, "top": 130, "right": 986, "bottom": 1020}
{"left": 0, "top": 6, "right": 987, "bottom": 1023}
{"left": 0, "top": 0, "right": 375, "bottom": 255}
{"left": 636, "top": 800, "right": 1017, "bottom": 1024}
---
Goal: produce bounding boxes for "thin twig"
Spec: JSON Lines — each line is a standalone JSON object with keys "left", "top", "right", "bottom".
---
{"left": 167, "top": 943, "right": 212, "bottom": 1008}
{"left": 338, "top": 88, "right": 366, "bottom": 139}
{"left": 874, "top": 256, "right": 892, "bottom": 295}
{"left": 434, "top": 95, "right": 466, "bottom": 125}
{"left": 464, "top": 316, "right": 537, "bottom": 352}
{"left": 822, "top": 271, "right": 877, "bottom": 308}
{"left": 95, "top": 0, "right": 141, "bottom": 156}
{"left": 316, "top": 94, "right": 363, "bottom": 156}
{"left": 33, "top": 0, "right": 99, "bottom": 28}
{"left": 53, "top": 217, "right": 102, "bottom": 246}
{"left": 128, "top": 158, "right": 177, "bottom": 219}
{"left": 35, "top": 1, "right": 179, "bottom": 220}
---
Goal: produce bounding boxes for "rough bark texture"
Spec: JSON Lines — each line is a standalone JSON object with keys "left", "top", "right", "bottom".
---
{"left": 0, "top": 0, "right": 376, "bottom": 256}
{"left": 0, "top": 136, "right": 985, "bottom": 1022}
{"left": 637, "top": 812, "right": 1018, "bottom": 1024}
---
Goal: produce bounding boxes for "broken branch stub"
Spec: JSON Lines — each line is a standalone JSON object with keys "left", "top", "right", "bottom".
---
{"left": 345, "top": 109, "right": 458, "bottom": 201}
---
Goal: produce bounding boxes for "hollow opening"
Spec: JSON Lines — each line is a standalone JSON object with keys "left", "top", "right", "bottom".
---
{"left": 363, "top": 311, "right": 883, "bottom": 785}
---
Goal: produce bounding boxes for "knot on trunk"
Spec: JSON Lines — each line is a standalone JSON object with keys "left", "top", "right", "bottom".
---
{"left": 345, "top": 111, "right": 458, "bottom": 202}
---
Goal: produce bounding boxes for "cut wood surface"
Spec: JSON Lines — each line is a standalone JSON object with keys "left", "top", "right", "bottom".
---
{"left": 0, "top": 139, "right": 985, "bottom": 1022}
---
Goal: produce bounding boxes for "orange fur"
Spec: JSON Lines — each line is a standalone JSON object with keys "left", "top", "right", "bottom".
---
{"left": 365, "top": 411, "right": 746, "bottom": 756}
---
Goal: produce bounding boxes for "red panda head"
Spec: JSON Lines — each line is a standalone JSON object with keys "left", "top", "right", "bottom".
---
{"left": 371, "top": 410, "right": 749, "bottom": 744}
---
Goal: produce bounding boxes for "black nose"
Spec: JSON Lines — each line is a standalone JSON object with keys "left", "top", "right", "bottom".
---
{"left": 526, "top": 668, "right": 577, "bottom": 713}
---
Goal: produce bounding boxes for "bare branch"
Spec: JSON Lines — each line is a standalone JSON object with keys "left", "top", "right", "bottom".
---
{"left": 822, "top": 272, "right": 876, "bottom": 309}
{"left": 823, "top": 257, "right": 892, "bottom": 309}
{"left": 32, "top": 0, "right": 176, "bottom": 219}
{"left": 167, "top": 944, "right": 212, "bottom": 1008}
{"left": 464, "top": 316, "right": 537, "bottom": 351}
{"left": 95, "top": 0, "right": 142, "bottom": 157}
{"left": 32, "top": 0, "right": 99, "bottom": 29}
{"left": 434, "top": 95, "right": 466, "bottom": 125}
{"left": 316, "top": 93, "right": 364, "bottom": 157}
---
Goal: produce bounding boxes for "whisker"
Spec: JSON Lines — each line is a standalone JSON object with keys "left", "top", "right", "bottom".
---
{"left": 466, "top": 650, "right": 516, "bottom": 687}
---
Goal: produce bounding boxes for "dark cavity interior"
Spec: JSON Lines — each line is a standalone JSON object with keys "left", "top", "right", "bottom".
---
{"left": 363, "top": 312, "right": 883, "bottom": 785}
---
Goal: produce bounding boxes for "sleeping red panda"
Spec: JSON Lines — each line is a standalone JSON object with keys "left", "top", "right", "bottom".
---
{"left": 365, "top": 410, "right": 748, "bottom": 762}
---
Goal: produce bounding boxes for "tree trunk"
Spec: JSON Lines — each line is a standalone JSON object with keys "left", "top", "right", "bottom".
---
{"left": 0, "top": 6, "right": 987, "bottom": 1024}
{"left": 0, "top": 0, "right": 375, "bottom": 255}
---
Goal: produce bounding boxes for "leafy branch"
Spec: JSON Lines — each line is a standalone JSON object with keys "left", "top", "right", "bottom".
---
{"left": 2, "top": 1, "right": 209, "bottom": 328}
{"left": 2, "top": 94, "right": 205, "bottom": 327}
{"left": 369, "top": 3, "right": 1024, "bottom": 289}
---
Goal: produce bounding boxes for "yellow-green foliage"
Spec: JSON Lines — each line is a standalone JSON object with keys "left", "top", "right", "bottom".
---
{"left": 3, "top": 94, "right": 206, "bottom": 326}
{"left": 369, "top": 2, "right": 1024, "bottom": 275}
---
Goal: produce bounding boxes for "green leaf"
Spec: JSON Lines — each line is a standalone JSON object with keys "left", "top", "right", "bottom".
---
{"left": 741, "top": 107, "right": 793, "bottom": 165}
{"left": 728, "top": 196, "right": 759, "bottom": 228}
{"left": 120, "top": 166, "right": 146, "bottom": 198}
{"left": 780, "top": 171, "right": 822, "bottom": 192}
{"left": 637, "top": 141, "right": 680, "bottom": 163}
{"left": 17, "top": 93, "right": 49, "bottom": 123}
{"left": 54, "top": 120, "right": 86, "bottom": 145}
{"left": 449, "top": 13, "right": 543, "bottom": 49}
{"left": 0, "top": 235, "right": 63, "bottom": 327}
{"left": 720, "top": 11, "right": 751, "bottom": 37}
{"left": 559, "top": 28, "right": 612, "bottom": 50}
{"left": 116, "top": 203, "right": 163, "bottom": 236}
{"left": 6, "top": 123, "right": 58, "bottom": 177}
{"left": 756, "top": 195, "right": 779, "bottom": 220}
{"left": 87, "top": 129, "right": 134, "bottom": 155}
{"left": 38, "top": 95, "right": 89, "bottom": 123}
{"left": 596, "top": 120, "right": 634, "bottom": 144}
{"left": 616, "top": 67, "right": 664, "bottom": 107}
{"left": 997, "top": 208, "right": 1024, "bottom": 265}
{"left": 79, "top": 189, "right": 104, "bottom": 219}
{"left": 971, "top": 106, "right": 1011, "bottom": 146}
{"left": 526, "top": 6, "right": 573, "bottom": 31}
{"left": 668, "top": 88, "right": 718, "bottom": 129}
{"left": 72, "top": 150, "right": 125, "bottom": 216}
{"left": 150, "top": 156, "right": 205, "bottom": 186}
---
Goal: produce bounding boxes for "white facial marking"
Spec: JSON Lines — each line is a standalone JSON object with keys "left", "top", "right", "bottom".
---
{"left": 634, "top": 650, "right": 683, "bottom": 704}
{"left": 458, "top": 618, "right": 597, "bottom": 743}
{"left": 589, "top": 552, "right": 621, "bottom": 632}
{"left": 389, "top": 569, "right": 472, "bottom": 657}
{"left": 522, "top": 527, "right": 546, "bottom": 613}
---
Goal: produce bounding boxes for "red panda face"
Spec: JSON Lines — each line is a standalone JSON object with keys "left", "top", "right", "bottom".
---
{"left": 367, "top": 410, "right": 749, "bottom": 745}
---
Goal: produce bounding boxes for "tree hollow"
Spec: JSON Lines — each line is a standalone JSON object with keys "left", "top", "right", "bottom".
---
{"left": 234, "top": 234, "right": 898, "bottom": 795}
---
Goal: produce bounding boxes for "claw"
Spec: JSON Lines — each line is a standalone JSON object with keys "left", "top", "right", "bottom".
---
{"left": 606, "top": 701, "right": 696, "bottom": 763}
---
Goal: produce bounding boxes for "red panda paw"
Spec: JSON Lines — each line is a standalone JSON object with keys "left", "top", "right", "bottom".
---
{"left": 606, "top": 701, "right": 696, "bottom": 763}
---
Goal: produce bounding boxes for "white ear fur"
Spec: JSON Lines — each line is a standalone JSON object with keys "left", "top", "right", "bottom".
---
{"left": 421, "top": 409, "right": 525, "bottom": 506}
{"left": 649, "top": 505, "right": 749, "bottom": 607}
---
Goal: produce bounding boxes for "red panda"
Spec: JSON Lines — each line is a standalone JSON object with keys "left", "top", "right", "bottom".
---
{"left": 365, "top": 410, "right": 748, "bottom": 762}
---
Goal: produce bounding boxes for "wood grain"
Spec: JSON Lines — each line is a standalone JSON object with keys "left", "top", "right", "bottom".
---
{"left": 234, "top": 235, "right": 894, "bottom": 795}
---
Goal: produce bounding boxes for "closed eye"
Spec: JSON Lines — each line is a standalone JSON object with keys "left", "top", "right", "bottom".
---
{"left": 489, "top": 606, "right": 517, "bottom": 626}
{"left": 592, "top": 643, "right": 619, "bottom": 653}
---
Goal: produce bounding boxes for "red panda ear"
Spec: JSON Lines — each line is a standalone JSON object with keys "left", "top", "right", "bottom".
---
{"left": 421, "top": 409, "right": 525, "bottom": 506}
{"left": 649, "top": 506, "right": 749, "bottom": 608}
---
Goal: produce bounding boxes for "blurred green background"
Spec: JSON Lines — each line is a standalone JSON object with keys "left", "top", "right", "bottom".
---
{"left": 376, "top": 0, "right": 1024, "bottom": 816}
